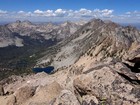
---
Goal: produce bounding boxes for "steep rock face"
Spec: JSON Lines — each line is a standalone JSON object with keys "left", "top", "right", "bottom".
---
{"left": 7, "top": 20, "right": 37, "bottom": 36}
{"left": 0, "top": 26, "right": 23, "bottom": 47}
{"left": 7, "top": 20, "right": 55, "bottom": 41}
{"left": 7, "top": 20, "right": 81, "bottom": 41}
{"left": 37, "top": 19, "right": 140, "bottom": 69}
{"left": 56, "top": 21, "right": 81, "bottom": 39}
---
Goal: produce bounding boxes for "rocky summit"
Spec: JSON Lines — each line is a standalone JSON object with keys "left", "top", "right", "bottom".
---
{"left": 0, "top": 19, "right": 140, "bottom": 105}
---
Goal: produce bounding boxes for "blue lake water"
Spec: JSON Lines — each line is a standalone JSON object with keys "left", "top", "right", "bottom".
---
{"left": 33, "top": 66, "right": 54, "bottom": 74}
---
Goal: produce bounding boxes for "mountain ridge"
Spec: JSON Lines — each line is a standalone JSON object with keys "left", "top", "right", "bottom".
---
{"left": 1, "top": 19, "right": 140, "bottom": 105}
{"left": 37, "top": 19, "right": 140, "bottom": 70}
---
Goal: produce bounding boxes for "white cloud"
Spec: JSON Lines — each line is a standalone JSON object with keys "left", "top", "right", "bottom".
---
{"left": 0, "top": 8, "right": 114, "bottom": 19}
{"left": 125, "top": 11, "right": 140, "bottom": 16}
{"left": 55, "top": 9, "right": 66, "bottom": 14}
{"left": 126, "top": 12, "right": 131, "bottom": 15}
{"left": 54, "top": 9, "right": 67, "bottom": 17}
{"left": 112, "top": 10, "right": 140, "bottom": 23}
{"left": 0, "top": 10, "right": 7, "bottom": 14}
{"left": 78, "top": 8, "right": 92, "bottom": 17}
{"left": 44, "top": 10, "right": 55, "bottom": 16}
{"left": 18, "top": 11, "right": 25, "bottom": 14}
{"left": 15, "top": 11, "right": 32, "bottom": 18}
{"left": 46, "top": 10, "right": 53, "bottom": 14}
{"left": 0, "top": 8, "right": 140, "bottom": 23}
{"left": 34, "top": 9, "right": 43, "bottom": 14}
{"left": 101, "top": 9, "right": 113, "bottom": 17}
{"left": 0, "top": 10, "right": 7, "bottom": 17}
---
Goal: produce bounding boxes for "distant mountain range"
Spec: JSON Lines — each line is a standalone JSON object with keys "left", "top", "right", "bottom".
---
{"left": 0, "top": 19, "right": 140, "bottom": 80}
{"left": 0, "top": 20, "right": 85, "bottom": 47}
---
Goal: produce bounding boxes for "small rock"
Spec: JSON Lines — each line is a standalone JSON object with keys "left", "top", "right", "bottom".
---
{"left": 6, "top": 95, "right": 16, "bottom": 105}
{"left": 52, "top": 89, "right": 80, "bottom": 105}
{"left": 0, "top": 95, "right": 16, "bottom": 105}
{"left": 24, "top": 81, "right": 63, "bottom": 105}
{"left": 82, "top": 95, "right": 98, "bottom": 105}
{"left": 14, "top": 85, "right": 36, "bottom": 104}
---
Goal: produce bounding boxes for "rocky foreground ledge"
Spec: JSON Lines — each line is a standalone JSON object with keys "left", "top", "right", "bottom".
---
{"left": 0, "top": 58, "right": 140, "bottom": 105}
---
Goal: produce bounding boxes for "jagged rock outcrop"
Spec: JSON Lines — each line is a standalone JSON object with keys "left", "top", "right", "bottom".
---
{"left": 74, "top": 66, "right": 140, "bottom": 105}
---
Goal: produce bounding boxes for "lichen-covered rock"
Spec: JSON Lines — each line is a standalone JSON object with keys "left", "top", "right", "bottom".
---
{"left": 82, "top": 95, "right": 98, "bottom": 105}
{"left": 52, "top": 89, "right": 80, "bottom": 105}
